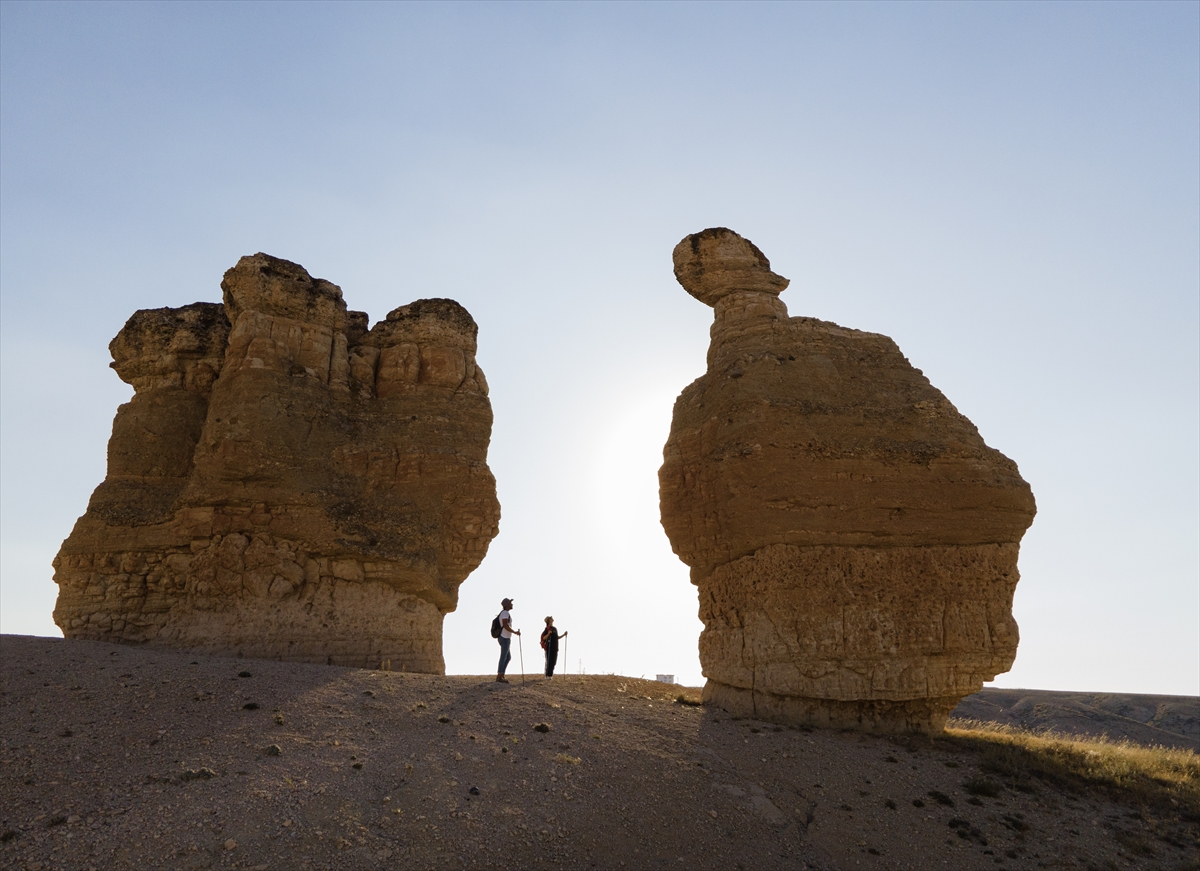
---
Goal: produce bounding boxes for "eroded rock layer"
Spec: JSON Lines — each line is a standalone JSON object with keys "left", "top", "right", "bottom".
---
{"left": 659, "top": 228, "right": 1035, "bottom": 732}
{"left": 53, "top": 254, "right": 500, "bottom": 671}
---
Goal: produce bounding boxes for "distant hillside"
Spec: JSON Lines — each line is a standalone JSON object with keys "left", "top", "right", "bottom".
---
{"left": 952, "top": 688, "right": 1199, "bottom": 751}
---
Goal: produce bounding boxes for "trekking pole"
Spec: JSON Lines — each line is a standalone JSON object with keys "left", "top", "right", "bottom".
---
{"left": 564, "top": 634, "right": 569, "bottom": 681}
{"left": 518, "top": 633, "right": 525, "bottom": 688}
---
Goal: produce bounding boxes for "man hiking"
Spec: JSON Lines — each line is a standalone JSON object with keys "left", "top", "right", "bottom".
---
{"left": 496, "top": 597, "right": 520, "bottom": 683}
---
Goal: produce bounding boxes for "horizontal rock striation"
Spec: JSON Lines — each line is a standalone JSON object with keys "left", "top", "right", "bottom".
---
{"left": 659, "top": 228, "right": 1035, "bottom": 732}
{"left": 53, "top": 254, "right": 500, "bottom": 671}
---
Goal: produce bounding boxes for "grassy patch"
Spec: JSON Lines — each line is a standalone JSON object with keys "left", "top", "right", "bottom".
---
{"left": 945, "top": 718, "right": 1200, "bottom": 816}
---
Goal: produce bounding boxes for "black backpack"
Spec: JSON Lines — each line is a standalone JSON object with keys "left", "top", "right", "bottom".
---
{"left": 490, "top": 613, "right": 503, "bottom": 639}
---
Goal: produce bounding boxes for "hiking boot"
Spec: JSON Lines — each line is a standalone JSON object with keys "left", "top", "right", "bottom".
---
{"left": 496, "top": 676, "right": 509, "bottom": 683}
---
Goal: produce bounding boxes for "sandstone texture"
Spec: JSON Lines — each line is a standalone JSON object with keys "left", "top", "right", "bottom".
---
{"left": 53, "top": 254, "right": 499, "bottom": 671}
{"left": 659, "top": 228, "right": 1036, "bottom": 732}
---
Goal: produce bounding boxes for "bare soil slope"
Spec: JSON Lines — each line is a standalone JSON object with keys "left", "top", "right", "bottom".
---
{"left": 2, "top": 636, "right": 1196, "bottom": 871}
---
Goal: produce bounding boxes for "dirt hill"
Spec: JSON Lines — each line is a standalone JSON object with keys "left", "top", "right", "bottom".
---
{"left": 2, "top": 636, "right": 1196, "bottom": 871}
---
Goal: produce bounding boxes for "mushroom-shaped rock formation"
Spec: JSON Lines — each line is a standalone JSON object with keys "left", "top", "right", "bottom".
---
{"left": 659, "top": 228, "right": 1035, "bottom": 733}
{"left": 53, "top": 254, "right": 500, "bottom": 671}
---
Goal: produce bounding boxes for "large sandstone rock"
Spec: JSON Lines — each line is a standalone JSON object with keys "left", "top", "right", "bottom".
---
{"left": 659, "top": 228, "right": 1035, "bottom": 732}
{"left": 53, "top": 254, "right": 500, "bottom": 671}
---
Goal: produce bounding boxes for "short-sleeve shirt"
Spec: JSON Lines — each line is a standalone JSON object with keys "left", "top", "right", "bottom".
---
{"left": 499, "top": 609, "right": 513, "bottom": 639}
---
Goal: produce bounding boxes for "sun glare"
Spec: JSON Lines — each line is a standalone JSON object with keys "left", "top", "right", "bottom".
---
{"left": 587, "top": 388, "right": 679, "bottom": 558}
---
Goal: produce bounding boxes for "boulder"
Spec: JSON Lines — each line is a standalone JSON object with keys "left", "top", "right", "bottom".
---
{"left": 659, "top": 228, "right": 1035, "bottom": 732}
{"left": 53, "top": 254, "right": 500, "bottom": 671}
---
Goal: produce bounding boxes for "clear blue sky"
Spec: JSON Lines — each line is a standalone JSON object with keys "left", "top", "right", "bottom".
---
{"left": 2, "top": 1, "right": 1196, "bottom": 694}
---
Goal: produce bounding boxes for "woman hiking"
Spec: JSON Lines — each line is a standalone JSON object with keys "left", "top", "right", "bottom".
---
{"left": 540, "top": 616, "right": 567, "bottom": 680}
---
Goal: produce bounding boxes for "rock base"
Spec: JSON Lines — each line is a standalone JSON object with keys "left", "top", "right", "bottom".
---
{"left": 696, "top": 542, "right": 1021, "bottom": 719}
{"left": 702, "top": 681, "right": 959, "bottom": 734}
{"left": 54, "top": 572, "right": 444, "bottom": 671}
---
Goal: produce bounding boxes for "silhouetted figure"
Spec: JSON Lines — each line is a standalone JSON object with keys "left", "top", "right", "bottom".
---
{"left": 540, "top": 616, "right": 567, "bottom": 680}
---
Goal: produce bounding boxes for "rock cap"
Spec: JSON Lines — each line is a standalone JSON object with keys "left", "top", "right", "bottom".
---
{"left": 220, "top": 253, "right": 345, "bottom": 327}
{"left": 367, "top": 298, "right": 479, "bottom": 350}
{"left": 672, "top": 228, "right": 790, "bottom": 306}
{"left": 384, "top": 298, "right": 478, "bottom": 338}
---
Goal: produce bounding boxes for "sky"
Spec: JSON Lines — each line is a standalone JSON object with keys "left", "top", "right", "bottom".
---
{"left": 1, "top": 1, "right": 1196, "bottom": 694}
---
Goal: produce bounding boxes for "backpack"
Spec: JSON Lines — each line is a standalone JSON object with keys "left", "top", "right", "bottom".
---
{"left": 490, "top": 613, "right": 503, "bottom": 639}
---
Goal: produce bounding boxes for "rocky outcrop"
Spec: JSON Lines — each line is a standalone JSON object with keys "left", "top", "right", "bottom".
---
{"left": 659, "top": 228, "right": 1035, "bottom": 732}
{"left": 53, "top": 254, "right": 500, "bottom": 671}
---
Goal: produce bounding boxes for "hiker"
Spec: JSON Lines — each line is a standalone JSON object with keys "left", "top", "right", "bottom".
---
{"left": 540, "top": 616, "right": 567, "bottom": 680}
{"left": 496, "top": 597, "right": 520, "bottom": 683}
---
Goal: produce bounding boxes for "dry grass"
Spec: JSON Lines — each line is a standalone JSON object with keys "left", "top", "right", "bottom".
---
{"left": 945, "top": 717, "right": 1200, "bottom": 817}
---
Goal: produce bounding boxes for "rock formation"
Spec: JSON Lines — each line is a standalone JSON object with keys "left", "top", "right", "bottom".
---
{"left": 659, "top": 228, "right": 1036, "bottom": 732}
{"left": 53, "top": 254, "right": 500, "bottom": 671}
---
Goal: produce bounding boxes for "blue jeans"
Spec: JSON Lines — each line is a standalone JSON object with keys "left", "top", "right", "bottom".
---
{"left": 497, "top": 636, "right": 512, "bottom": 676}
